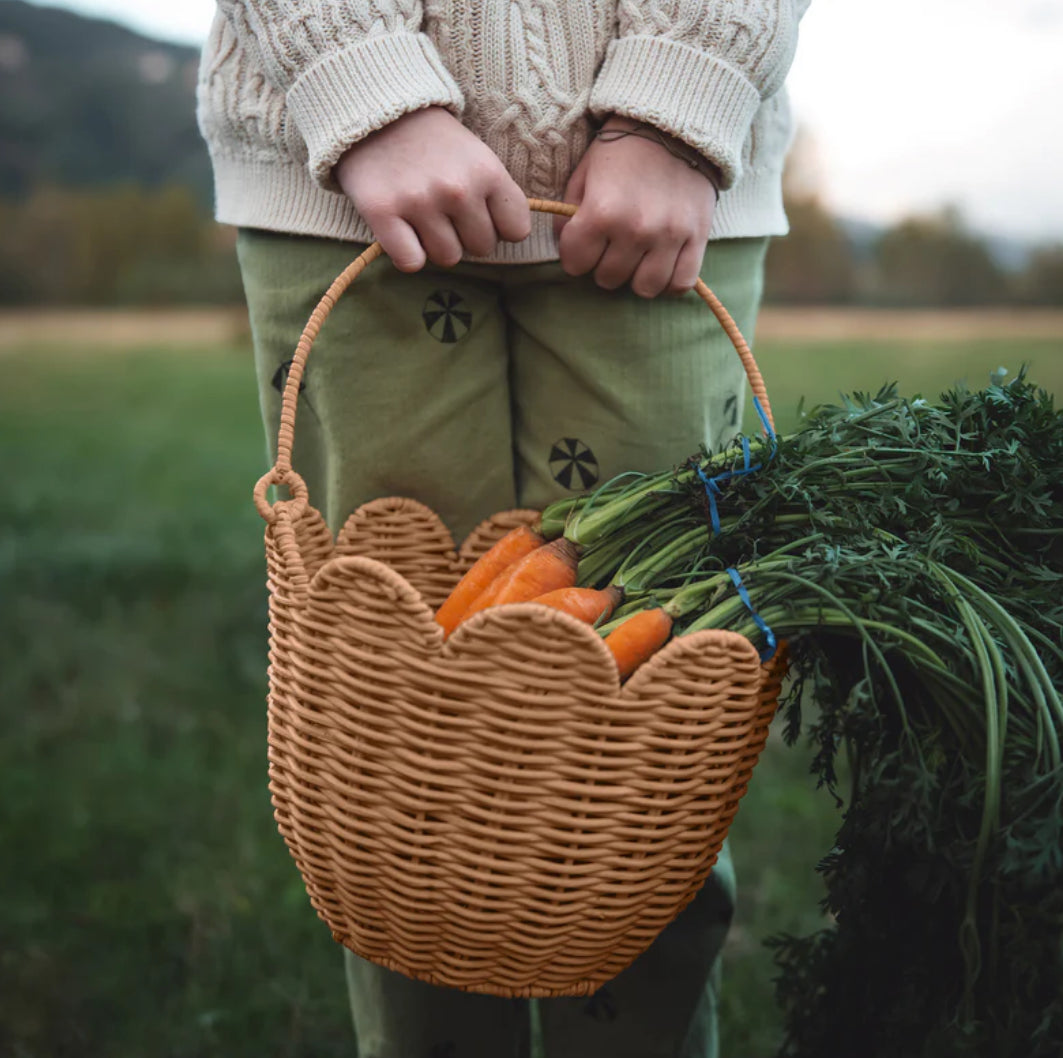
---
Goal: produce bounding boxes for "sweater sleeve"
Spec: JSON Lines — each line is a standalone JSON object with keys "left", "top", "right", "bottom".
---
{"left": 590, "top": 1, "right": 811, "bottom": 189}
{"left": 216, "top": 0, "right": 465, "bottom": 189}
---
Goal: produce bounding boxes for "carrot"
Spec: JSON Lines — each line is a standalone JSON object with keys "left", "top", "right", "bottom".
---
{"left": 530, "top": 585, "right": 622, "bottom": 625}
{"left": 603, "top": 608, "right": 674, "bottom": 681}
{"left": 435, "top": 525, "right": 544, "bottom": 636}
{"left": 457, "top": 538, "right": 580, "bottom": 625}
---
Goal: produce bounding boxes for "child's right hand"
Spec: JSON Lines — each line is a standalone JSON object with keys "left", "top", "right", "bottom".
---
{"left": 335, "top": 107, "right": 531, "bottom": 271}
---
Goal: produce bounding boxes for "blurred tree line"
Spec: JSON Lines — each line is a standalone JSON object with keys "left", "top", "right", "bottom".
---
{"left": 763, "top": 133, "right": 1063, "bottom": 307}
{"left": 0, "top": 184, "right": 242, "bottom": 305}
{"left": 765, "top": 196, "right": 1063, "bottom": 307}
{"left": 0, "top": 163, "right": 1061, "bottom": 308}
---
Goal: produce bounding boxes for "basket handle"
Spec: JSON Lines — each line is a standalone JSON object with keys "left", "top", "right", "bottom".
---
{"left": 254, "top": 197, "right": 775, "bottom": 522}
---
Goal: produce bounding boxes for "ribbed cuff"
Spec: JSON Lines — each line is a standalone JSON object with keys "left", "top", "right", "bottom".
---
{"left": 287, "top": 32, "right": 466, "bottom": 191}
{"left": 590, "top": 35, "right": 762, "bottom": 189}
{"left": 212, "top": 155, "right": 366, "bottom": 238}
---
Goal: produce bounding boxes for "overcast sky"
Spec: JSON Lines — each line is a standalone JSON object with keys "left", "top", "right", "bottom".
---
{"left": 20, "top": 0, "right": 1063, "bottom": 242}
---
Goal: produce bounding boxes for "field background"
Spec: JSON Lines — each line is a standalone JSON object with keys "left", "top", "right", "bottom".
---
{"left": 2, "top": 308, "right": 1060, "bottom": 1057}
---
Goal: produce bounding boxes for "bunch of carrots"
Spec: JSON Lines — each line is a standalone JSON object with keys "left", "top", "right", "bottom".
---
{"left": 426, "top": 374, "right": 1063, "bottom": 1052}
{"left": 434, "top": 526, "right": 672, "bottom": 681}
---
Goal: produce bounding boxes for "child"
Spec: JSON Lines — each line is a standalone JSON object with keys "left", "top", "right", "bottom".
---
{"left": 199, "top": 3, "right": 808, "bottom": 1054}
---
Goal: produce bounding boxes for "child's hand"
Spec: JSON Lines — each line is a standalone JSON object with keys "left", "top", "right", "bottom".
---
{"left": 556, "top": 117, "right": 719, "bottom": 298}
{"left": 335, "top": 107, "right": 532, "bottom": 271}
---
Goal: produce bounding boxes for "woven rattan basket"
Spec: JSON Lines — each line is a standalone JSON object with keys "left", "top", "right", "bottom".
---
{"left": 252, "top": 199, "right": 789, "bottom": 998}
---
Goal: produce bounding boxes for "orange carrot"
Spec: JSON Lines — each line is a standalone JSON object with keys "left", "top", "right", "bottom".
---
{"left": 603, "top": 608, "right": 674, "bottom": 681}
{"left": 457, "top": 538, "right": 580, "bottom": 625}
{"left": 530, "top": 585, "right": 622, "bottom": 625}
{"left": 435, "top": 525, "right": 544, "bottom": 636}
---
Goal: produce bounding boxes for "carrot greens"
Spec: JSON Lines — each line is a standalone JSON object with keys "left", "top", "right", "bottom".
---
{"left": 541, "top": 368, "right": 1063, "bottom": 1057}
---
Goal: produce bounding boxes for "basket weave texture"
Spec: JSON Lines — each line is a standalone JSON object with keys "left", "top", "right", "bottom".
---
{"left": 263, "top": 495, "right": 787, "bottom": 998}
{"left": 256, "top": 200, "right": 788, "bottom": 998}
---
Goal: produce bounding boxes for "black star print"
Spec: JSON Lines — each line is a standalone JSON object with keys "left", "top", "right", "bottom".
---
{"left": 423, "top": 290, "right": 473, "bottom": 343}
{"left": 549, "top": 438, "right": 600, "bottom": 491}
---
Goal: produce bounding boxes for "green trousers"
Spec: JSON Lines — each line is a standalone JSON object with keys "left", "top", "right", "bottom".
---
{"left": 237, "top": 229, "right": 769, "bottom": 1058}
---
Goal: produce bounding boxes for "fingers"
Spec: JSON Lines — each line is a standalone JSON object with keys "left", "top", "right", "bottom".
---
{"left": 487, "top": 184, "right": 533, "bottom": 244}
{"left": 559, "top": 198, "right": 711, "bottom": 298}
{"left": 668, "top": 239, "right": 704, "bottom": 296}
{"left": 410, "top": 209, "right": 465, "bottom": 268}
{"left": 440, "top": 171, "right": 530, "bottom": 258}
{"left": 630, "top": 246, "right": 685, "bottom": 299}
{"left": 374, "top": 176, "right": 530, "bottom": 268}
{"left": 593, "top": 240, "right": 646, "bottom": 292}
{"left": 558, "top": 204, "right": 679, "bottom": 296}
{"left": 368, "top": 188, "right": 505, "bottom": 269}
{"left": 371, "top": 215, "right": 427, "bottom": 273}
{"left": 375, "top": 192, "right": 703, "bottom": 295}
{"left": 558, "top": 217, "right": 608, "bottom": 279}
{"left": 449, "top": 201, "right": 498, "bottom": 259}
{"left": 417, "top": 177, "right": 528, "bottom": 264}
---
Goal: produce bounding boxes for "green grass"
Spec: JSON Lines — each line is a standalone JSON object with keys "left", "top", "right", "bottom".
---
{"left": 1, "top": 346, "right": 353, "bottom": 1057}
{"left": 1, "top": 335, "right": 1059, "bottom": 1057}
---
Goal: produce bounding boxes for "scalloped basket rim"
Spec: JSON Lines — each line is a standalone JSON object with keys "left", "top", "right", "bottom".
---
{"left": 303, "top": 549, "right": 765, "bottom": 696}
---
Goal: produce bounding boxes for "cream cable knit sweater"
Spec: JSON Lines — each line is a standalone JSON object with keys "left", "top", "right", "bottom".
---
{"left": 197, "top": 1, "right": 810, "bottom": 262}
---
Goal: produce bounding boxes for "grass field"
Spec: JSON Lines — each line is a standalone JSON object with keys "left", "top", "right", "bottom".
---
{"left": 2, "top": 326, "right": 1060, "bottom": 1057}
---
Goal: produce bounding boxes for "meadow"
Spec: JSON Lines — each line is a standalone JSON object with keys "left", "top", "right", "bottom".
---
{"left": 2, "top": 321, "right": 1060, "bottom": 1057}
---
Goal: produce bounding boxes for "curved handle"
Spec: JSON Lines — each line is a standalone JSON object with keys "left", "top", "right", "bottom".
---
{"left": 254, "top": 197, "right": 775, "bottom": 522}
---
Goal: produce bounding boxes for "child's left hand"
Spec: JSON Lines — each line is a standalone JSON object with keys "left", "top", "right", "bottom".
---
{"left": 555, "top": 116, "right": 719, "bottom": 299}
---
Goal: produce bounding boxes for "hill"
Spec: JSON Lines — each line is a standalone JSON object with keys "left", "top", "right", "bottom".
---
{"left": 0, "top": 0, "right": 211, "bottom": 202}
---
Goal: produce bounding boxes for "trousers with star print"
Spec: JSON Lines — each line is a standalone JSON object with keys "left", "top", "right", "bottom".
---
{"left": 238, "top": 228, "right": 767, "bottom": 546}
{"left": 237, "top": 227, "right": 768, "bottom": 1058}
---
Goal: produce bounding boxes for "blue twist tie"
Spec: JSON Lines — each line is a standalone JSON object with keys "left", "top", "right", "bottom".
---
{"left": 693, "top": 397, "right": 777, "bottom": 535}
{"left": 728, "top": 567, "right": 777, "bottom": 662}
{"left": 695, "top": 463, "right": 724, "bottom": 533}
{"left": 691, "top": 396, "right": 780, "bottom": 659}
{"left": 752, "top": 394, "right": 778, "bottom": 454}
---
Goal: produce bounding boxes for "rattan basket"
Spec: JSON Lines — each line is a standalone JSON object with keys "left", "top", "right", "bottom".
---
{"left": 252, "top": 199, "right": 789, "bottom": 998}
